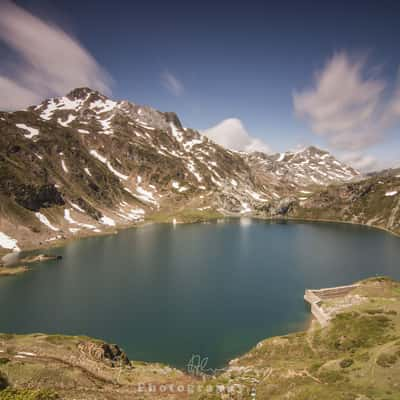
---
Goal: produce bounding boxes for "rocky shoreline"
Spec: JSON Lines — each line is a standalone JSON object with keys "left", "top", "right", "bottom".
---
{"left": 2, "top": 212, "right": 399, "bottom": 269}
{"left": 0, "top": 252, "right": 62, "bottom": 277}
{"left": 0, "top": 266, "right": 29, "bottom": 276}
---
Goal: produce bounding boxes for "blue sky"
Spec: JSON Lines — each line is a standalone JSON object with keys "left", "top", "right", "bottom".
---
{"left": 1, "top": 0, "right": 400, "bottom": 171}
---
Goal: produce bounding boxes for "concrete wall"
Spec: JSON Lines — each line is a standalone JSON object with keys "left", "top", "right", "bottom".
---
{"left": 304, "top": 284, "right": 359, "bottom": 327}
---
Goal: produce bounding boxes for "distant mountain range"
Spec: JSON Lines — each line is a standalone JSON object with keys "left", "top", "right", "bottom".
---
{"left": 0, "top": 88, "right": 399, "bottom": 253}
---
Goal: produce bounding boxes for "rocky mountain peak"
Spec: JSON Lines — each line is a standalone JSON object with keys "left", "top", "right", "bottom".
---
{"left": 246, "top": 146, "right": 359, "bottom": 187}
{"left": 66, "top": 87, "right": 104, "bottom": 100}
{"left": 304, "top": 145, "right": 327, "bottom": 156}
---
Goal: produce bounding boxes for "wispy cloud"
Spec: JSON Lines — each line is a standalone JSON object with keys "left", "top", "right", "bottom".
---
{"left": 161, "top": 71, "right": 184, "bottom": 96}
{"left": 202, "top": 118, "right": 271, "bottom": 154}
{"left": 293, "top": 52, "right": 400, "bottom": 151}
{"left": 338, "top": 151, "right": 380, "bottom": 172}
{"left": 0, "top": 0, "right": 111, "bottom": 110}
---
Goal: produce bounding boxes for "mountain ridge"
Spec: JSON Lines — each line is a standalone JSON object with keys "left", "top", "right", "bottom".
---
{"left": 0, "top": 88, "right": 398, "bottom": 254}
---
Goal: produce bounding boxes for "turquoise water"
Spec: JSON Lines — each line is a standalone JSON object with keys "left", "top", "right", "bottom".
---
{"left": 0, "top": 219, "right": 399, "bottom": 369}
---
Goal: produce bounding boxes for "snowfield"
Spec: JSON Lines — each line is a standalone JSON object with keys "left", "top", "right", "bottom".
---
{"left": 100, "top": 216, "right": 116, "bottom": 226}
{"left": 16, "top": 123, "right": 39, "bottom": 139}
{"left": 0, "top": 232, "right": 20, "bottom": 252}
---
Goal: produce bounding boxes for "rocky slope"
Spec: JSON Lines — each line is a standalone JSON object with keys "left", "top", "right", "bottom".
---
{"left": 0, "top": 87, "right": 398, "bottom": 255}
{"left": 0, "top": 333, "right": 195, "bottom": 399}
{"left": 288, "top": 172, "right": 400, "bottom": 236}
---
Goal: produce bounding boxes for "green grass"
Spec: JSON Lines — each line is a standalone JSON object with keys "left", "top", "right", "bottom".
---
{"left": 0, "top": 389, "right": 59, "bottom": 400}
{"left": 149, "top": 209, "right": 222, "bottom": 224}
{"left": 324, "top": 312, "right": 393, "bottom": 351}
{"left": 42, "top": 334, "right": 103, "bottom": 345}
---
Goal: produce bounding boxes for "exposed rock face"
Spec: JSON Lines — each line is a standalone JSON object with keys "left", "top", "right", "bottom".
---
{"left": 13, "top": 184, "right": 65, "bottom": 211}
{"left": 162, "top": 111, "right": 183, "bottom": 129}
{"left": 0, "top": 87, "right": 397, "bottom": 251}
{"left": 78, "top": 341, "right": 129, "bottom": 367}
{"left": 101, "top": 343, "right": 130, "bottom": 366}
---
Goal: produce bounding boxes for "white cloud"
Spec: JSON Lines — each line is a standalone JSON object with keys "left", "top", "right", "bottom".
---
{"left": 0, "top": 76, "right": 40, "bottom": 110}
{"left": 0, "top": 0, "right": 111, "bottom": 110}
{"left": 202, "top": 118, "right": 271, "bottom": 154}
{"left": 293, "top": 52, "right": 400, "bottom": 151}
{"left": 338, "top": 152, "right": 380, "bottom": 173}
{"left": 161, "top": 71, "right": 184, "bottom": 96}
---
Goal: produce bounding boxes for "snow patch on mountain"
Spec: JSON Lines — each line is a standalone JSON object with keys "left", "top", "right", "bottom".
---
{"left": 84, "top": 167, "right": 92, "bottom": 177}
{"left": 70, "top": 202, "right": 85, "bottom": 213}
{"left": 90, "top": 150, "right": 129, "bottom": 180}
{"left": 57, "top": 114, "right": 76, "bottom": 127}
{"left": 170, "top": 122, "right": 183, "bottom": 143}
{"left": 16, "top": 123, "right": 39, "bottom": 139}
{"left": 136, "top": 186, "right": 158, "bottom": 205}
{"left": 90, "top": 99, "right": 117, "bottom": 113}
{"left": 35, "top": 212, "right": 59, "bottom": 231}
{"left": 64, "top": 209, "right": 96, "bottom": 230}
{"left": 0, "top": 232, "right": 20, "bottom": 252}
{"left": 100, "top": 215, "right": 116, "bottom": 226}
{"left": 61, "top": 159, "right": 69, "bottom": 173}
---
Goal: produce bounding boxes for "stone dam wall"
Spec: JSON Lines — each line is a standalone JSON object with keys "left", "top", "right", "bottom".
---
{"left": 304, "top": 284, "right": 360, "bottom": 327}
